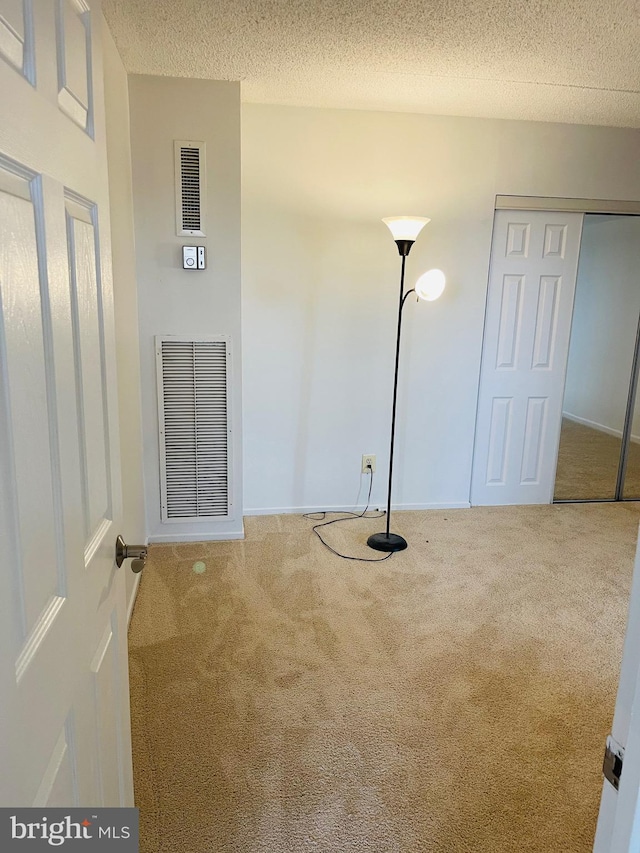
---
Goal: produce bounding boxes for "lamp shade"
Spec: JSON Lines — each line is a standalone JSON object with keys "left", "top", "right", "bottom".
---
{"left": 415, "top": 269, "right": 446, "bottom": 301}
{"left": 382, "top": 216, "right": 430, "bottom": 242}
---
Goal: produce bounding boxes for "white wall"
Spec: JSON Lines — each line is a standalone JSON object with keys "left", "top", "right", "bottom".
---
{"left": 128, "top": 76, "right": 243, "bottom": 542}
{"left": 563, "top": 215, "right": 640, "bottom": 437}
{"left": 242, "top": 105, "right": 640, "bottom": 513}
{"left": 101, "top": 23, "right": 145, "bottom": 609}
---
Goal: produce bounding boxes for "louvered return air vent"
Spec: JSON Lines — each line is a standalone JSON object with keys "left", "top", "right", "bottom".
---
{"left": 175, "top": 140, "right": 206, "bottom": 236}
{"left": 156, "top": 336, "right": 232, "bottom": 522}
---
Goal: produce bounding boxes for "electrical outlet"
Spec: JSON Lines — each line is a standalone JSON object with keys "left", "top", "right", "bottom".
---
{"left": 362, "top": 454, "right": 376, "bottom": 474}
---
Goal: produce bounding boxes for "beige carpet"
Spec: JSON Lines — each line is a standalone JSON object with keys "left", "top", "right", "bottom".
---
{"left": 129, "top": 503, "right": 640, "bottom": 852}
{"left": 554, "top": 417, "right": 640, "bottom": 501}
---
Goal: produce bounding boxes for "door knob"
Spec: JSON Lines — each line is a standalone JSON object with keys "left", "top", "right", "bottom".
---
{"left": 115, "top": 534, "right": 148, "bottom": 571}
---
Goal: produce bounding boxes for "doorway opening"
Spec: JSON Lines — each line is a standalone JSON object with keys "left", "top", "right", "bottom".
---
{"left": 554, "top": 213, "right": 640, "bottom": 503}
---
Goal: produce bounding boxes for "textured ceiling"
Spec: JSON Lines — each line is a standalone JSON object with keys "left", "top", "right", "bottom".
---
{"left": 102, "top": 0, "right": 640, "bottom": 127}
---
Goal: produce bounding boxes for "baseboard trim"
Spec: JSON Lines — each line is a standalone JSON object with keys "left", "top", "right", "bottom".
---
{"left": 563, "top": 411, "right": 640, "bottom": 444}
{"left": 243, "top": 502, "right": 471, "bottom": 517}
{"left": 395, "top": 502, "right": 471, "bottom": 511}
{"left": 147, "top": 529, "right": 245, "bottom": 544}
{"left": 127, "top": 571, "right": 142, "bottom": 627}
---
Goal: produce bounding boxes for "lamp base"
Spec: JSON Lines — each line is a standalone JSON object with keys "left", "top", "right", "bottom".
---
{"left": 367, "top": 532, "right": 408, "bottom": 552}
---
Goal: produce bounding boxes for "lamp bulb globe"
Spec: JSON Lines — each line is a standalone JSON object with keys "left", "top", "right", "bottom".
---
{"left": 416, "top": 269, "right": 446, "bottom": 301}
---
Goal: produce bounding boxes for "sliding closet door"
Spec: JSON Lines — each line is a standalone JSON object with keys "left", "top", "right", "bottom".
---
{"left": 554, "top": 215, "right": 640, "bottom": 501}
{"left": 471, "top": 210, "right": 583, "bottom": 506}
{"left": 621, "top": 220, "right": 640, "bottom": 499}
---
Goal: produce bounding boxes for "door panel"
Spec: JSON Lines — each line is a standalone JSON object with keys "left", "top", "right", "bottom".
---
{"left": 543, "top": 223, "right": 567, "bottom": 257}
{"left": 495, "top": 274, "right": 523, "bottom": 368}
{"left": 0, "top": 0, "right": 34, "bottom": 79}
{"left": 532, "top": 276, "right": 560, "bottom": 368}
{"left": 91, "top": 616, "right": 126, "bottom": 807}
{"left": 33, "top": 722, "right": 78, "bottom": 807}
{"left": 471, "top": 210, "right": 584, "bottom": 505}
{"left": 0, "top": 0, "right": 133, "bottom": 808}
{"left": 520, "top": 397, "right": 547, "bottom": 483}
{"left": 486, "top": 397, "right": 512, "bottom": 484}
{"left": 0, "top": 164, "right": 64, "bottom": 638}
{"left": 55, "top": 0, "right": 93, "bottom": 132}
{"left": 66, "top": 197, "right": 112, "bottom": 542}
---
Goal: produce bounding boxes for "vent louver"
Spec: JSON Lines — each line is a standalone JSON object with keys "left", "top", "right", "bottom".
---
{"left": 156, "top": 337, "right": 231, "bottom": 521}
{"left": 174, "top": 140, "right": 205, "bottom": 236}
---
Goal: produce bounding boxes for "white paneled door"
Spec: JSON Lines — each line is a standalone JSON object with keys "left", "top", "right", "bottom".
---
{"left": 593, "top": 525, "right": 640, "bottom": 852}
{"left": 0, "top": 0, "right": 133, "bottom": 807}
{"left": 471, "top": 209, "right": 584, "bottom": 505}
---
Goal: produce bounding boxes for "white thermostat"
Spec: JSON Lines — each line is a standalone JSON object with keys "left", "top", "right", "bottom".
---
{"left": 182, "top": 246, "right": 206, "bottom": 269}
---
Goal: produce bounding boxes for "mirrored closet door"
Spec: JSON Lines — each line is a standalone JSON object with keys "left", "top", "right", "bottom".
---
{"left": 554, "top": 214, "right": 640, "bottom": 502}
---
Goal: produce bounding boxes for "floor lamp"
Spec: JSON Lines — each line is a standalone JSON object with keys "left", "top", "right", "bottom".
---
{"left": 367, "top": 216, "right": 446, "bottom": 553}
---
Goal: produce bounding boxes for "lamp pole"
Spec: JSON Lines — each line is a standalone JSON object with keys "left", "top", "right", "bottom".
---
{"left": 368, "top": 237, "right": 417, "bottom": 553}
{"left": 386, "top": 251, "right": 407, "bottom": 538}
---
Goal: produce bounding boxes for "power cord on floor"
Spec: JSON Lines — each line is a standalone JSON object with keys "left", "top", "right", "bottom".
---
{"left": 303, "top": 467, "right": 394, "bottom": 562}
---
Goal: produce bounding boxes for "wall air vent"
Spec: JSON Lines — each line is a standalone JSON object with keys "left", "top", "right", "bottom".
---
{"left": 156, "top": 336, "right": 231, "bottom": 522}
{"left": 174, "top": 140, "right": 205, "bottom": 236}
